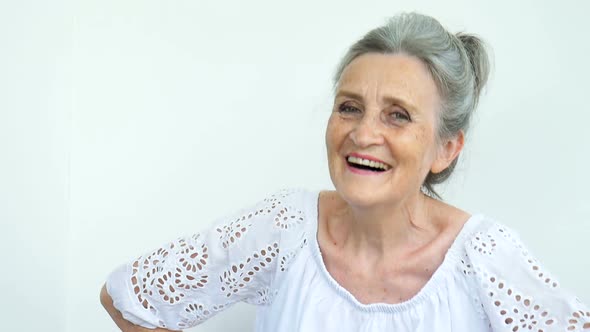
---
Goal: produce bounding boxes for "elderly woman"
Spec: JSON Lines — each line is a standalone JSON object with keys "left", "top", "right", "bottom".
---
{"left": 100, "top": 12, "right": 589, "bottom": 332}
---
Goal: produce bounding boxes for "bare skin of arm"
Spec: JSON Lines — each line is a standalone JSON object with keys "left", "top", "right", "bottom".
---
{"left": 100, "top": 283, "right": 182, "bottom": 332}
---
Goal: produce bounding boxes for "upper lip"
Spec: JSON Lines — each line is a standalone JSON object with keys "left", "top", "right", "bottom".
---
{"left": 347, "top": 152, "right": 390, "bottom": 166}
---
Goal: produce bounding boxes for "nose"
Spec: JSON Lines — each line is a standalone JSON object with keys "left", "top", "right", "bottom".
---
{"left": 348, "top": 111, "right": 385, "bottom": 148}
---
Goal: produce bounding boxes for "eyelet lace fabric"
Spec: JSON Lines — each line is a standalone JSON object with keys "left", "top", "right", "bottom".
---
{"left": 105, "top": 188, "right": 589, "bottom": 331}
{"left": 464, "top": 221, "right": 590, "bottom": 331}
{"left": 106, "top": 188, "right": 308, "bottom": 330}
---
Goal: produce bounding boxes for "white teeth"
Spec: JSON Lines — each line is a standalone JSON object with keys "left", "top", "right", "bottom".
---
{"left": 346, "top": 156, "right": 391, "bottom": 171}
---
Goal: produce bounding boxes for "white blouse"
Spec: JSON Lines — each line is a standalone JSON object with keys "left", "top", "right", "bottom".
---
{"left": 106, "top": 188, "right": 590, "bottom": 331}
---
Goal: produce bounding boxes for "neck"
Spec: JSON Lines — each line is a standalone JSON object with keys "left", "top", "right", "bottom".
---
{"left": 327, "top": 191, "right": 441, "bottom": 260}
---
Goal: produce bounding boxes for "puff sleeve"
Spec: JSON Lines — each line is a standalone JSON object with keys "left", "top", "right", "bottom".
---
{"left": 464, "top": 219, "right": 590, "bottom": 331}
{"left": 104, "top": 188, "right": 308, "bottom": 330}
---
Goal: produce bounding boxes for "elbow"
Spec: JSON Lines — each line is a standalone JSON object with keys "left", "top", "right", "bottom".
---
{"left": 100, "top": 283, "right": 111, "bottom": 309}
{"left": 100, "top": 282, "right": 133, "bottom": 331}
{"left": 100, "top": 280, "right": 180, "bottom": 332}
{"left": 100, "top": 283, "right": 124, "bottom": 327}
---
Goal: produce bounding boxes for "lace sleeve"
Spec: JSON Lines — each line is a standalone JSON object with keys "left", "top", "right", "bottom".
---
{"left": 464, "top": 220, "right": 590, "bottom": 332}
{"left": 105, "top": 188, "right": 307, "bottom": 331}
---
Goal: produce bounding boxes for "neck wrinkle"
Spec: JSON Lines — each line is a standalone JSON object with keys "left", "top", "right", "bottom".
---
{"left": 331, "top": 191, "right": 438, "bottom": 260}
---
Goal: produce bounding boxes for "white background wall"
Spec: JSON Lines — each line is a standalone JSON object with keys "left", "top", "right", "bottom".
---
{"left": 1, "top": 0, "right": 72, "bottom": 331}
{"left": 1, "top": 0, "right": 589, "bottom": 331}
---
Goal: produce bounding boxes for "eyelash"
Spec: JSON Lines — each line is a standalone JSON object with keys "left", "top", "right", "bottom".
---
{"left": 338, "top": 104, "right": 361, "bottom": 114}
{"left": 337, "top": 103, "right": 411, "bottom": 122}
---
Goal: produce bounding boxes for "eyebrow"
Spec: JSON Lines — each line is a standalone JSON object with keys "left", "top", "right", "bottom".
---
{"left": 335, "top": 89, "right": 418, "bottom": 113}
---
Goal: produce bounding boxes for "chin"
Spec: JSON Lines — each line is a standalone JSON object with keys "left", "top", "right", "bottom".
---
{"left": 334, "top": 182, "right": 389, "bottom": 207}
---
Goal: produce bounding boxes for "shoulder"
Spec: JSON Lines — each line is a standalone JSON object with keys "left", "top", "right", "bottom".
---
{"left": 459, "top": 214, "right": 535, "bottom": 276}
{"left": 262, "top": 187, "right": 317, "bottom": 229}
{"left": 222, "top": 187, "right": 313, "bottom": 231}
{"left": 248, "top": 186, "right": 317, "bottom": 254}
{"left": 455, "top": 213, "right": 550, "bottom": 293}
{"left": 461, "top": 214, "right": 531, "bottom": 264}
{"left": 263, "top": 187, "right": 314, "bottom": 210}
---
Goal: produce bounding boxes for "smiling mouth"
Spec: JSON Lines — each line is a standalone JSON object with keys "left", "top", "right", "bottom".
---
{"left": 345, "top": 155, "right": 392, "bottom": 172}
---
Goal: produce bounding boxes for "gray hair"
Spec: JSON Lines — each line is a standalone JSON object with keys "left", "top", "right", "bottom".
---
{"left": 333, "top": 12, "right": 491, "bottom": 198}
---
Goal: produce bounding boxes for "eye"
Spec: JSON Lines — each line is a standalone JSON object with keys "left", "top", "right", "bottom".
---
{"left": 337, "top": 103, "right": 361, "bottom": 114}
{"left": 390, "top": 110, "right": 411, "bottom": 122}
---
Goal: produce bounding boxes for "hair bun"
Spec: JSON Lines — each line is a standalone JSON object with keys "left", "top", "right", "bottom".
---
{"left": 456, "top": 33, "right": 491, "bottom": 104}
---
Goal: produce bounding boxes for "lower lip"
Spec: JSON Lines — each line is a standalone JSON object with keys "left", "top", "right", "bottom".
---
{"left": 345, "top": 162, "right": 391, "bottom": 176}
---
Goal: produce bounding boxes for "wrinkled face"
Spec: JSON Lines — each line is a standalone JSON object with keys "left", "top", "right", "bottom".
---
{"left": 325, "top": 53, "right": 447, "bottom": 207}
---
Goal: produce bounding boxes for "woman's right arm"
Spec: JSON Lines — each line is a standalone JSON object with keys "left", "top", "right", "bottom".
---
{"left": 100, "top": 188, "right": 307, "bottom": 331}
{"left": 100, "top": 283, "right": 179, "bottom": 332}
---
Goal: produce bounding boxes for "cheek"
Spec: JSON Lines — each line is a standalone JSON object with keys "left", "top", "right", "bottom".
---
{"left": 415, "top": 128, "right": 440, "bottom": 167}
{"left": 325, "top": 118, "right": 334, "bottom": 150}
{"left": 325, "top": 116, "right": 344, "bottom": 151}
{"left": 396, "top": 126, "right": 438, "bottom": 165}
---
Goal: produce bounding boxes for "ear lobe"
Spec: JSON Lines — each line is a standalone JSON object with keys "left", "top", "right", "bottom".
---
{"left": 430, "top": 131, "right": 465, "bottom": 174}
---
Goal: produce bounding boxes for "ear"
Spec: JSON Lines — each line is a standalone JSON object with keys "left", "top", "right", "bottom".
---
{"left": 430, "top": 130, "right": 465, "bottom": 174}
